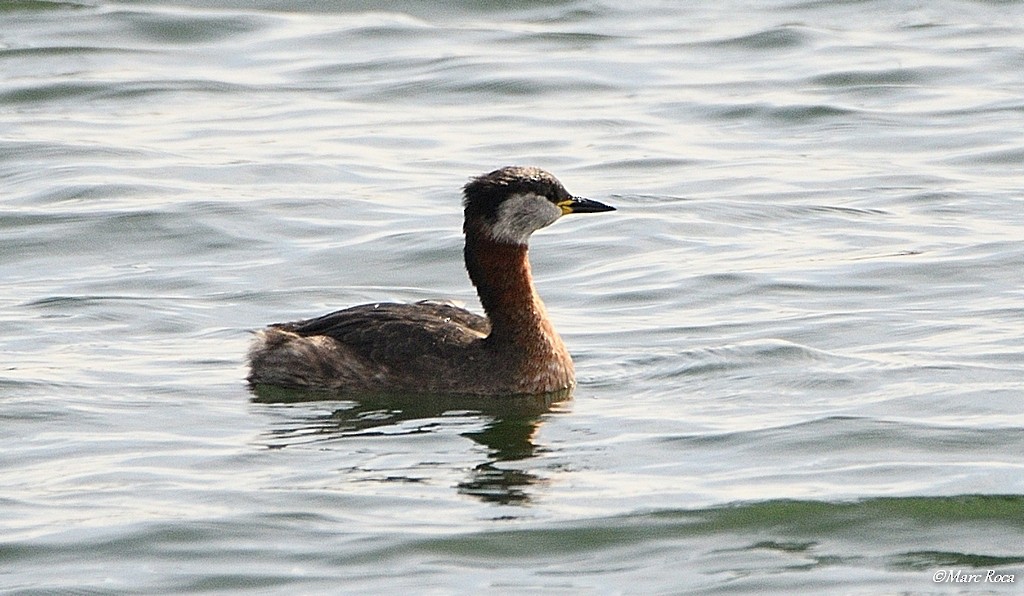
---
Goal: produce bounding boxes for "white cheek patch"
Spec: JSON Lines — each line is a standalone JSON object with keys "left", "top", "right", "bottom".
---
{"left": 489, "top": 192, "right": 563, "bottom": 245}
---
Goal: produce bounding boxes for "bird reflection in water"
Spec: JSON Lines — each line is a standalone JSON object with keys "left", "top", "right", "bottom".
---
{"left": 251, "top": 387, "right": 571, "bottom": 505}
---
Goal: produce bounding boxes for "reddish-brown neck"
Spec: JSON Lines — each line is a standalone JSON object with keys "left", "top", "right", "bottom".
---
{"left": 463, "top": 224, "right": 561, "bottom": 345}
{"left": 463, "top": 221, "right": 575, "bottom": 392}
{"left": 465, "top": 227, "right": 536, "bottom": 334}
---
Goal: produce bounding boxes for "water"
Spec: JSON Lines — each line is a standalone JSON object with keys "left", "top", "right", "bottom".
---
{"left": 2, "top": 0, "right": 1023, "bottom": 593}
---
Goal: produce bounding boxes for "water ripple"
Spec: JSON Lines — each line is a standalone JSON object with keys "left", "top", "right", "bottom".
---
{"left": 2, "top": 0, "right": 1023, "bottom": 592}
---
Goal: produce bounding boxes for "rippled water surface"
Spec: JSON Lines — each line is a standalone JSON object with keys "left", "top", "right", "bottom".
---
{"left": 3, "top": 0, "right": 1023, "bottom": 593}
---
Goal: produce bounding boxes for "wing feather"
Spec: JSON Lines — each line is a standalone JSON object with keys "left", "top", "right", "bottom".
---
{"left": 274, "top": 301, "right": 490, "bottom": 368}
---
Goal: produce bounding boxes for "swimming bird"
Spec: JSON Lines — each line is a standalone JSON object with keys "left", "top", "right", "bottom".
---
{"left": 247, "top": 166, "right": 615, "bottom": 396}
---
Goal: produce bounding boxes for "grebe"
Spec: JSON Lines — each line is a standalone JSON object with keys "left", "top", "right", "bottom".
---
{"left": 247, "top": 166, "right": 615, "bottom": 396}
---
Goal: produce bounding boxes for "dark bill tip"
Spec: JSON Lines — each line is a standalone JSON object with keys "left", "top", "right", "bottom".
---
{"left": 560, "top": 196, "right": 616, "bottom": 214}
